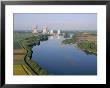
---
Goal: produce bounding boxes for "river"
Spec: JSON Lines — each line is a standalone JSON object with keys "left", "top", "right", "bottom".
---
{"left": 32, "top": 35, "right": 97, "bottom": 75}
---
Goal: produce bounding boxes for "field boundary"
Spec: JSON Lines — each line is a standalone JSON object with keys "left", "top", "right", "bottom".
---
{"left": 18, "top": 35, "right": 48, "bottom": 75}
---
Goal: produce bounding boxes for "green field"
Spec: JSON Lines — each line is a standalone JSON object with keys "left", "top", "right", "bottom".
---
{"left": 62, "top": 32, "right": 97, "bottom": 55}
{"left": 13, "top": 32, "right": 33, "bottom": 49}
{"left": 13, "top": 32, "right": 48, "bottom": 75}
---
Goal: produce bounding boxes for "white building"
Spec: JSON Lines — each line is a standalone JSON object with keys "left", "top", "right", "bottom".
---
{"left": 32, "top": 25, "right": 38, "bottom": 34}
{"left": 57, "top": 30, "right": 61, "bottom": 35}
{"left": 50, "top": 30, "right": 53, "bottom": 35}
{"left": 43, "top": 26, "right": 48, "bottom": 34}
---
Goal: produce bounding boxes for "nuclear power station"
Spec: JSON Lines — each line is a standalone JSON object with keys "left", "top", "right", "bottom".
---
{"left": 32, "top": 25, "right": 61, "bottom": 35}
{"left": 32, "top": 25, "right": 38, "bottom": 34}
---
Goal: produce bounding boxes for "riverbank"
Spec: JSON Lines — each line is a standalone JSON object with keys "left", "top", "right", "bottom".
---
{"left": 13, "top": 32, "right": 37, "bottom": 75}
{"left": 62, "top": 32, "right": 97, "bottom": 55}
{"left": 19, "top": 35, "right": 48, "bottom": 75}
{"left": 32, "top": 35, "right": 97, "bottom": 75}
{"left": 13, "top": 49, "right": 35, "bottom": 75}
{"left": 13, "top": 32, "right": 48, "bottom": 75}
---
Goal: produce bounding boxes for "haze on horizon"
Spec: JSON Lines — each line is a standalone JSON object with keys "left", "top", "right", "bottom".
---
{"left": 14, "top": 13, "right": 97, "bottom": 31}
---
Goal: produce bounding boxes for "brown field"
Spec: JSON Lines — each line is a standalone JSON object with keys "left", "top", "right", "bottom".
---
{"left": 13, "top": 65, "right": 28, "bottom": 75}
{"left": 13, "top": 49, "right": 25, "bottom": 64}
{"left": 13, "top": 49, "right": 35, "bottom": 75}
{"left": 13, "top": 49, "right": 26, "bottom": 75}
{"left": 14, "top": 49, "right": 25, "bottom": 55}
{"left": 76, "top": 33, "right": 97, "bottom": 42}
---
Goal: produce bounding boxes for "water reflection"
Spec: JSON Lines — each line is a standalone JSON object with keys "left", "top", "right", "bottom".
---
{"left": 49, "top": 35, "right": 63, "bottom": 39}
{"left": 49, "top": 36, "right": 54, "bottom": 39}
{"left": 32, "top": 34, "right": 97, "bottom": 75}
{"left": 47, "top": 34, "right": 96, "bottom": 55}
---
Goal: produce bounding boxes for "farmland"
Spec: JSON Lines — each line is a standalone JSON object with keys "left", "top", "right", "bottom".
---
{"left": 13, "top": 32, "right": 48, "bottom": 75}
{"left": 13, "top": 32, "right": 34, "bottom": 75}
{"left": 62, "top": 32, "right": 97, "bottom": 55}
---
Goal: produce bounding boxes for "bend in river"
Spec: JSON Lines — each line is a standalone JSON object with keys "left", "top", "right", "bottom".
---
{"left": 32, "top": 35, "right": 97, "bottom": 75}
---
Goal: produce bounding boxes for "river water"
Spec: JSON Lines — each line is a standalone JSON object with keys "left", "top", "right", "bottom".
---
{"left": 32, "top": 35, "right": 97, "bottom": 75}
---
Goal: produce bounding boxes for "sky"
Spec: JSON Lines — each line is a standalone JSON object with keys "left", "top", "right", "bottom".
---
{"left": 14, "top": 13, "right": 97, "bottom": 31}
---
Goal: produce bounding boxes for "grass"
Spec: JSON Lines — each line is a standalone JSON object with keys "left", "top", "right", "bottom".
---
{"left": 20, "top": 35, "right": 48, "bottom": 75}
{"left": 13, "top": 32, "right": 36, "bottom": 75}
{"left": 13, "top": 32, "right": 33, "bottom": 49}
{"left": 13, "top": 65, "right": 33, "bottom": 75}
{"left": 62, "top": 32, "right": 97, "bottom": 55}
{"left": 13, "top": 48, "right": 37, "bottom": 75}
{"left": 22, "top": 65, "right": 32, "bottom": 75}
{"left": 62, "top": 39, "right": 76, "bottom": 44}
{"left": 13, "top": 32, "right": 48, "bottom": 75}
{"left": 13, "top": 65, "right": 28, "bottom": 75}
{"left": 77, "top": 40, "right": 97, "bottom": 54}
